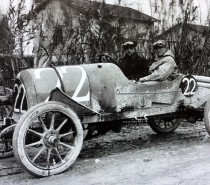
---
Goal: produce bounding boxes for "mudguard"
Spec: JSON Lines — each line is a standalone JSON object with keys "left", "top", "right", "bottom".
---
{"left": 49, "top": 88, "right": 100, "bottom": 115}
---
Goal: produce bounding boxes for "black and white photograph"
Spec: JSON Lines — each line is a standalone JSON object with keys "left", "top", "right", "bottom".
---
{"left": 0, "top": 0, "right": 210, "bottom": 184}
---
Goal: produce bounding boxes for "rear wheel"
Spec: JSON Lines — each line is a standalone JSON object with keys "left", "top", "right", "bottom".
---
{"left": 204, "top": 100, "right": 210, "bottom": 135}
{"left": 148, "top": 118, "right": 180, "bottom": 134}
{"left": 13, "top": 101, "right": 83, "bottom": 177}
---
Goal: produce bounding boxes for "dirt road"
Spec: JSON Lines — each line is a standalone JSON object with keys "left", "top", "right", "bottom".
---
{"left": 1, "top": 121, "right": 210, "bottom": 185}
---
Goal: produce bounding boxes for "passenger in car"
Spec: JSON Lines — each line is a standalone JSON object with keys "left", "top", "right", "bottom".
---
{"left": 139, "top": 40, "right": 178, "bottom": 82}
{"left": 119, "top": 41, "right": 149, "bottom": 81}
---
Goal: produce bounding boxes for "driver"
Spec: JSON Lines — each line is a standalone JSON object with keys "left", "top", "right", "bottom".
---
{"left": 119, "top": 41, "right": 149, "bottom": 81}
{"left": 139, "top": 40, "right": 178, "bottom": 82}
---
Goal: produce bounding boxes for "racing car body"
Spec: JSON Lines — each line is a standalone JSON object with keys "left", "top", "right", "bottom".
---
{"left": 12, "top": 63, "right": 209, "bottom": 123}
{"left": 3, "top": 59, "right": 210, "bottom": 177}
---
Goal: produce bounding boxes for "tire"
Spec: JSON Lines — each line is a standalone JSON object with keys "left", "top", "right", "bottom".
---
{"left": 0, "top": 124, "right": 15, "bottom": 158}
{"left": 204, "top": 100, "right": 210, "bottom": 135}
{"left": 0, "top": 105, "right": 13, "bottom": 158}
{"left": 148, "top": 118, "right": 180, "bottom": 134}
{"left": 0, "top": 139, "right": 13, "bottom": 158}
{"left": 13, "top": 101, "right": 83, "bottom": 177}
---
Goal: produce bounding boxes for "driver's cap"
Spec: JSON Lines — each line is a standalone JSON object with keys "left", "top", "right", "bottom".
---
{"left": 153, "top": 40, "right": 168, "bottom": 48}
{"left": 122, "top": 41, "right": 137, "bottom": 48}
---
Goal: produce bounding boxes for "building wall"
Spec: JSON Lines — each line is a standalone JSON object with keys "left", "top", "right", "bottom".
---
{"left": 107, "top": 17, "right": 153, "bottom": 40}
{"left": 32, "top": 0, "right": 81, "bottom": 67}
{"left": 25, "top": 0, "right": 156, "bottom": 66}
{"left": 155, "top": 25, "right": 208, "bottom": 56}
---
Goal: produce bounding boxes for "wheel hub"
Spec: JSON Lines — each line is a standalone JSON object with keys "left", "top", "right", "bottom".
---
{"left": 48, "top": 135, "right": 58, "bottom": 145}
{"left": 44, "top": 132, "right": 59, "bottom": 147}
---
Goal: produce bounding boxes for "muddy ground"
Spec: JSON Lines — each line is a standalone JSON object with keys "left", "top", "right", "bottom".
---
{"left": 1, "top": 121, "right": 210, "bottom": 185}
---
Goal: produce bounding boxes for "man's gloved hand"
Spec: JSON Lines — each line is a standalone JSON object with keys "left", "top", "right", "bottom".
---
{"left": 131, "top": 80, "right": 137, "bottom": 83}
{"left": 139, "top": 78, "right": 146, "bottom": 83}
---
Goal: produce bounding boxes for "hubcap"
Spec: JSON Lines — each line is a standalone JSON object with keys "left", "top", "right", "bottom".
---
{"left": 48, "top": 135, "right": 58, "bottom": 145}
{"left": 44, "top": 132, "right": 59, "bottom": 147}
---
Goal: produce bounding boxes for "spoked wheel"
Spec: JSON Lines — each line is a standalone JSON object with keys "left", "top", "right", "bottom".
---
{"left": 0, "top": 87, "right": 13, "bottom": 158}
{"left": 0, "top": 104, "right": 13, "bottom": 158}
{"left": 204, "top": 100, "right": 210, "bottom": 135}
{"left": 13, "top": 101, "right": 83, "bottom": 177}
{"left": 148, "top": 118, "right": 180, "bottom": 134}
{"left": 0, "top": 138, "right": 13, "bottom": 158}
{"left": 0, "top": 124, "right": 15, "bottom": 158}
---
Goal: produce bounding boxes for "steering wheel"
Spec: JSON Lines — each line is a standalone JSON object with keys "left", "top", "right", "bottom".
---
{"left": 98, "top": 53, "right": 120, "bottom": 67}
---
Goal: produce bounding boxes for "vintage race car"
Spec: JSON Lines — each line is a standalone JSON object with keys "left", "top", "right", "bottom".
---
{"left": 1, "top": 54, "right": 210, "bottom": 177}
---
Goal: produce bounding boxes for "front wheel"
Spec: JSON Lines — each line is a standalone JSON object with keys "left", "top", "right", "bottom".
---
{"left": 13, "top": 101, "right": 83, "bottom": 177}
{"left": 148, "top": 118, "right": 180, "bottom": 134}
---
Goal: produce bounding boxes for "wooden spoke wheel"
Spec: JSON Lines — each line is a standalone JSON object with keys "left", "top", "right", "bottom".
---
{"left": 13, "top": 101, "right": 83, "bottom": 177}
{"left": 204, "top": 100, "right": 210, "bottom": 135}
{"left": 148, "top": 118, "right": 180, "bottom": 134}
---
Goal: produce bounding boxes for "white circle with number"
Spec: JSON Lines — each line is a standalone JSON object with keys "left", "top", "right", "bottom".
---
{"left": 180, "top": 75, "right": 197, "bottom": 97}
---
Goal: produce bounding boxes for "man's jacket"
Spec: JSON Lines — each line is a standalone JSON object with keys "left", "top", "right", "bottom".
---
{"left": 120, "top": 52, "right": 149, "bottom": 80}
{"left": 143, "top": 50, "right": 178, "bottom": 81}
